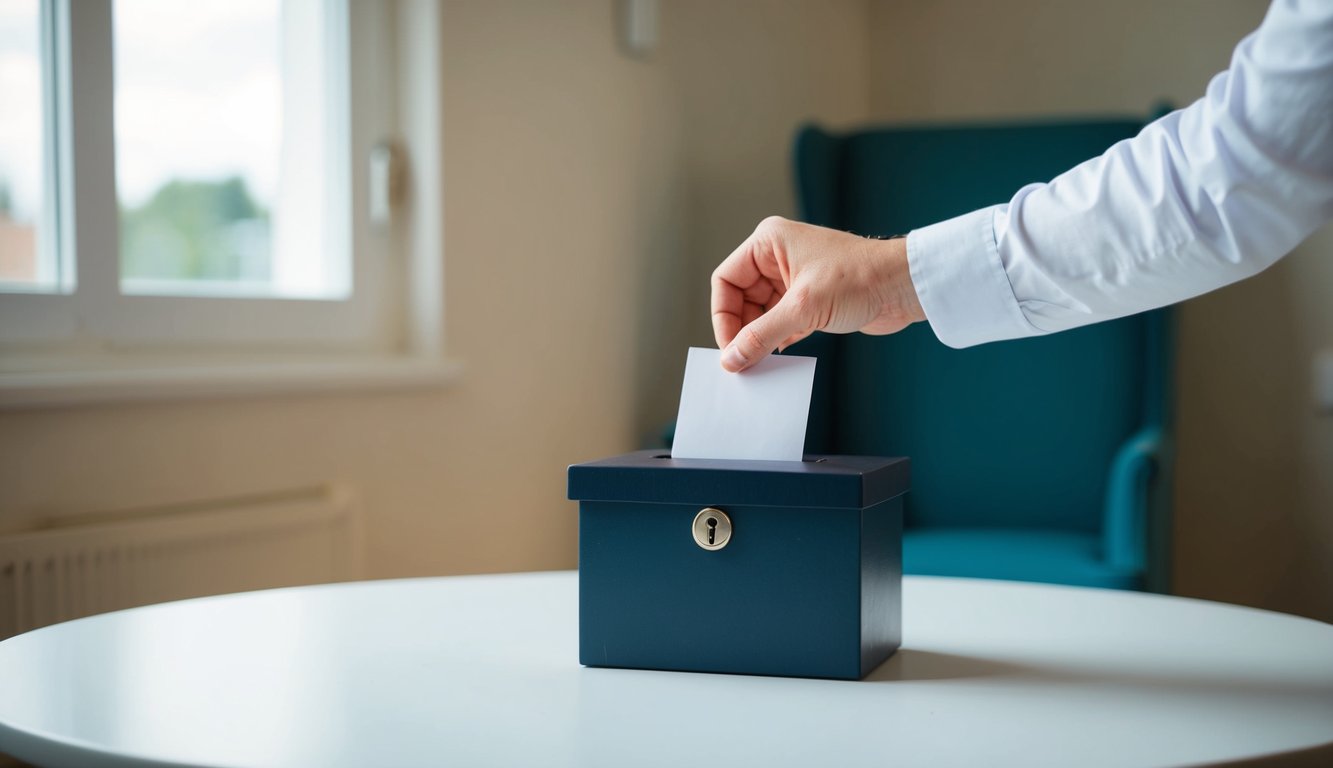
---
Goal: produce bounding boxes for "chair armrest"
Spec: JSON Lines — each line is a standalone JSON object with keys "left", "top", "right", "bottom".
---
{"left": 1103, "top": 426, "right": 1163, "bottom": 571}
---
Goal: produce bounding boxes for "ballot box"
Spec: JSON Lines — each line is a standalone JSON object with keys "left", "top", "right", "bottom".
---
{"left": 568, "top": 450, "right": 910, "bottom": 680}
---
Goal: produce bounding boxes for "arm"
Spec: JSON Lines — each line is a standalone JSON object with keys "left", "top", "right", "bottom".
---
{"left": 712, "top": 1, "right": 1333, "bottom": 370}
{"left": 910, "top": 0, "right": 1333, "bottom": 348}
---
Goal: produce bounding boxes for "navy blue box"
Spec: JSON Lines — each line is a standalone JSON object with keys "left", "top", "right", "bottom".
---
{"left": 568, "top": 450, "right": 910, "bottom": 680}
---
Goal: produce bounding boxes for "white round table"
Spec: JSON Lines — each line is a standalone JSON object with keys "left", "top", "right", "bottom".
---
{"left": 0, "top": 572, "right": 1330, "bottom": 768}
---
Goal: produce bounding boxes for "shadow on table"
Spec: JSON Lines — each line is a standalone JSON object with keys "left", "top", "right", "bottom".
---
{"left": 870, "top": 647, "right": 1333, "bottom": 699}
{"left": 866, "top": 647, "right": 1333, "bottom": 763}
{"left": 866, "top": 649, "right": 1026, "bottom": 682}
{"left": 1217, "top": 745, "right": 1333, "bottom": 768}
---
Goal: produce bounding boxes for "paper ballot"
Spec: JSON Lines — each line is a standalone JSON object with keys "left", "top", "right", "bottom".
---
{"left": 670, "top": 347, "right": 817, "bottom": 462}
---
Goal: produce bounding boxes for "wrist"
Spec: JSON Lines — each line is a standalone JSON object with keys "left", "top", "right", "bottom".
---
{"left": 871, "top": 236, "right": 926, "bottom": 327}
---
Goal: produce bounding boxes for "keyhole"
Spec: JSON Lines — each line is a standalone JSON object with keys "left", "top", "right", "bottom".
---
{"left": 693, "top": 507, "right": 731, "bottom": 551}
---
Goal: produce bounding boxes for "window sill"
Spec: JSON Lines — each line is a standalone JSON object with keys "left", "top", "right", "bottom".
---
{"left": 0, "top": 355, "right": 465, "bottom": 410}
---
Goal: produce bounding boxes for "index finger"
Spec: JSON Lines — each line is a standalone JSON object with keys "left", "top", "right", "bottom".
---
{"left": 710, "top": 231, "right": 778, "bottom": 349}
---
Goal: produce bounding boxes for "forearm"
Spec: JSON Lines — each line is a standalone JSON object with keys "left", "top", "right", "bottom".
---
{"left": 908, "top": 0, "right": 1333, "bottom": 348}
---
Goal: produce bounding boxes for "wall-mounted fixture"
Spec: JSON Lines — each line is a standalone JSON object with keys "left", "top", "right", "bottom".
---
{"left": 618, "top": 0, "right": 658, "bottom": 58}
{"left": 1315, "top": 348, "right": 1333, "bottom": 414}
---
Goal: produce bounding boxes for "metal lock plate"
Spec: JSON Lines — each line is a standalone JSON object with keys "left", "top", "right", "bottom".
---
{"left": 692, "top": 507, "right": 732, "bottom": 551}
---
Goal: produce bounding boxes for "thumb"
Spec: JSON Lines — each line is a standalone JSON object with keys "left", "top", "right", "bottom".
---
{"left": 720, "top": 296, "right": 808, "bottom": 373}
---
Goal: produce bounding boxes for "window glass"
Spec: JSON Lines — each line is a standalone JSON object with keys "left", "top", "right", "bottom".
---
{"left": 114, "top": 0, "right": 348, "bottom": 299}
{"left": 0, "top": 0, "right": 51, "bottom": 291}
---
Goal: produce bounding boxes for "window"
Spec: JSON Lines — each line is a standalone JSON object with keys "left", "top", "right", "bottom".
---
{"left": 115, "top": 0, "right": 348, "bottom": 300}
{"left": 0, "top": 0, "right": 57, "bottom": 292}
{"left": 0, "top": 0, "right": 450, "bottom": 403}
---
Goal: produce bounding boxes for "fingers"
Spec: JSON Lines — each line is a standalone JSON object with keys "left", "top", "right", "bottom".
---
{"left": 711, "top": 248, "right": 756, "bottom": 349}
{"left": 712, "top": 308, "right": 743, "bottom": 354}
{"left": 719, "top": 292, "right": 808, "bottom": 373}
{"left": 713, "top": 291, "right": 785, "bottom": 355}
{"left": 712, "top": 216, "right": 816, "bottom": 371}
{"left": 711, "top": 221, "right": 787, "bottom": 349}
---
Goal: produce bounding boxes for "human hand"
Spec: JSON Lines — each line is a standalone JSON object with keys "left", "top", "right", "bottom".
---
{"left": 710, "top": 216, "right": 926, "bottom": 372}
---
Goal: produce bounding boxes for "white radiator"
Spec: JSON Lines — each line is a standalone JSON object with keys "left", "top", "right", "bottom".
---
{"left": 0, "top": 485, "right": 361, "bottom": 639}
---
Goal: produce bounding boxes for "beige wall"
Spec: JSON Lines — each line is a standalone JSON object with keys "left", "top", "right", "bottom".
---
{"left": 0, "top": 1, "right": 869, "bottom": 580}
{"left": 869, "top": 0, "right": 1332, "bottom": 621}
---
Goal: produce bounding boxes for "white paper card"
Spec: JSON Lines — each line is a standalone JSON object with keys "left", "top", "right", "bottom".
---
{"left": 671, "top": 347, "right": 817, "bottom": 462}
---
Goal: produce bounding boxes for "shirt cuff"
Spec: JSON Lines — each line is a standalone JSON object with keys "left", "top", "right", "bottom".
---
{"left": 906, "top": 205, "right": 1042, "bottom": 349}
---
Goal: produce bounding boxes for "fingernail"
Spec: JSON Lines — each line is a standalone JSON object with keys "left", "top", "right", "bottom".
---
{"left": 720, "top": 345, "right": 747, "bottom": 372}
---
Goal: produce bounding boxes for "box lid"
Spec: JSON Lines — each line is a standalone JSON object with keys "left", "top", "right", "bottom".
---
{"left": 567, "top": 450, "right": 909, "bottom": 509}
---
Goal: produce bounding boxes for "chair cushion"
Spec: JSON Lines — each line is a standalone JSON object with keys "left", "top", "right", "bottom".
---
{"left": 903, "top": 527, "right": 1143, "bottom": 590}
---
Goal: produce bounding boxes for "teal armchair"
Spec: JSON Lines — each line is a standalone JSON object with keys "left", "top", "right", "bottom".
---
{"left": 790, "top": 116, "right": 1174, "bottom": 591}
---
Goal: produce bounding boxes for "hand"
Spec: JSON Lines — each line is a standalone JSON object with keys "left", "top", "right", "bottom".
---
{"left": 711, "top": 216, "right": 926, "bottom": 372}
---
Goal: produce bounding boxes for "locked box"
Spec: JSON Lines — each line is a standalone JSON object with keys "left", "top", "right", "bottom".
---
{"left": 568, "top": 450, "right": 910, "bottom": 680}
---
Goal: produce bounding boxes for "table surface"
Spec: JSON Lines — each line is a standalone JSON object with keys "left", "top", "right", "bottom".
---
{"left": 1, "top": 572, "right": 1331, "bottom": 768}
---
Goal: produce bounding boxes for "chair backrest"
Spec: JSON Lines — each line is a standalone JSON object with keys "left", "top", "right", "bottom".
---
{"left": 792, "top": 119, "right": 1168, "bottom": 532}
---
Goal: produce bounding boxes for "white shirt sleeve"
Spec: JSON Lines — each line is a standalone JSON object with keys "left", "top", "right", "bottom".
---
{"left": 905, "top": 0, "right": 1333, "bottom": 349}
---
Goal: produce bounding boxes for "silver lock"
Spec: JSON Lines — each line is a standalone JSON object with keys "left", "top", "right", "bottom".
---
{"left": 692, "top": 507, "right": 732, "bottom": 551}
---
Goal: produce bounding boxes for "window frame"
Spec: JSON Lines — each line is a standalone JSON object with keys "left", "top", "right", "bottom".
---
{"left": 3, "top": 0, "right": 403, "bottom": 349}
{"left": 0, "top": 0, "right": 453, "bottom": 406}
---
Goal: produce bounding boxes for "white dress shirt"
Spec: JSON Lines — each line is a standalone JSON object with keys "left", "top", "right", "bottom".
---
{"left": 906, "top": 0, "right": 1333, "bottom": 348}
